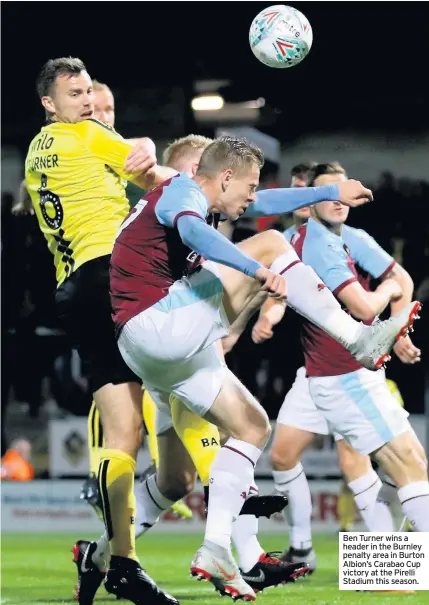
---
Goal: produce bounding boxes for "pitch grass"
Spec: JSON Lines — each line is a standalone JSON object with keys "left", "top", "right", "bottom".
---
{"left": 1, "top": 533, "right": 427, "bottom": 604}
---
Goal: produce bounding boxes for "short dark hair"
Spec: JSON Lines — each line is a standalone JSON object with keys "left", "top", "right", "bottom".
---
{"left": 290, "top": 161, "right": 318, "bottom": 179}
{"left": 308, "top": 162, "right": 347, "bottom": 186}
{"left": 197, "top": 136, "right": 264, "bottom": 176}
{"left": 36, "top": 57, "right": 87, "bottom": 98}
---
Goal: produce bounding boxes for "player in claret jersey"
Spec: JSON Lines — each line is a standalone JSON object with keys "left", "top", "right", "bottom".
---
{"left": 110, "top": 136, "right": 419, "bottom": 601}
{"left": 256, "top": 162, "right": 427, "bottom": 540}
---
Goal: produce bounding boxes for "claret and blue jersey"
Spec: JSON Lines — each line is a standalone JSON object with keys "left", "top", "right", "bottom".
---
{"left": 291, "top": 218, "right": 396, "bottom": 376}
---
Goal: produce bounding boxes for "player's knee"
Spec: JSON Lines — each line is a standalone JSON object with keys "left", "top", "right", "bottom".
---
{"left": 230, "top": 413, "right": 270, "bottom": 449}
{"left": 270, "top": 445, "right": 300, "bottom": 471}
{"left": 103, "top": 411, "right": 143, "bottom": 453}
{"left": 338, "top": 445, "right": 370, "bottom": 479}
{"left": 250, "top": 408, "right": 271, "bottom": 447}
{"left": 259, "top": 229, "right": 290, "bottom": 256}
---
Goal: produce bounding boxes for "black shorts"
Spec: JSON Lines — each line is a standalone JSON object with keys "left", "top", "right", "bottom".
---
{"left": 55, "top": 255, "right": 141, "bottom": 393}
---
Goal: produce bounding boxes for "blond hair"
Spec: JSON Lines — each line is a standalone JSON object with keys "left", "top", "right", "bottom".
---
{"left": 92, "top": 79, "right": 111, "bottom": 93}
{"left": 162, "top": 134, "right": 213, "bottom": 170}
{"left": 197, "top": 136, "right": 264, "bottom": 176}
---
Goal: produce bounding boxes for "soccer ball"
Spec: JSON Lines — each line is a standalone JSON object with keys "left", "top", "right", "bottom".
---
{"left": 249, "top": 5, "right": 313, "bottom": 68}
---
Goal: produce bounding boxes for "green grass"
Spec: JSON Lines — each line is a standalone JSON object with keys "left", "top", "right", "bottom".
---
{"left": 1, "top": 533, "right": 427, "bottom": 604}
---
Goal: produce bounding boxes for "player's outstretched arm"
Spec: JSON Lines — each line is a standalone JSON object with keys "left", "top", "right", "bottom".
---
{"left": 124, "top": 139, "right": 179, "bottom": 190}
{"left": 245, "top": 180, "right": 373, "bottom": 218}
{"left": 133, "top": 165, "right": 178, "bottom": 191}
{"left": 177, "top": 214, "right": 262, "bottom": 277}
{"left": 176, "top": 215, "right": 286, "bottom": 299}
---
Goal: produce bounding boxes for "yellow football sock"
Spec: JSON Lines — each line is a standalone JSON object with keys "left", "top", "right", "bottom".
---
{"left": 98, "top": 449, "right": 138, "bottom": 561}
{"left": 338, "top": 481, "right": 357, "bottom": 530}
{"left": 88, "top": 401, "right": 104, "bottom": 477}
{"left": 170, "top": 394, "right": 220, "bottom": 486}
{"left": 142, "top": 389, "right": 160, "bottom": 467}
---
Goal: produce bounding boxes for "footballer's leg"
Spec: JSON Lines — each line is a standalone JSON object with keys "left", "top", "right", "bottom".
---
{"left": 374, "top": 431, "right": 429, "bottom": 531}
{"left": 337, "top": 439, "right": 395, "bottom": 532}
{"left": 217, "top": 230, "right": 420, "bottom": 370}
{"left": 309, "top": 368, "right": 429, "bottom": 532}
{"left": 337, "top": 481, "right": 357, "bottom": 531}
{"left": 267, "top": 367, "right": 330, "bottom": 573}
{"left": 80, "top": 401, "right": 104, "bottom": 520}
{"left": 142, "top": 389, "right": 193, "bottom": 520}
{"left": 63, "top": 258, "right": 178, "bottom": 605}
{"left": 271, "top": 424, "right": 316, "bottom": 566}
{"left": 189, "top": 368, "right": 307, "bottom": 600}
{"left": 136, "top": 423, "right": 199, "bottom": 532}
{"left": 96, "top": 382, "right": 178, "bottom": 604}
{"left": 170, "top": 393, "right": 220, "bottom": 501}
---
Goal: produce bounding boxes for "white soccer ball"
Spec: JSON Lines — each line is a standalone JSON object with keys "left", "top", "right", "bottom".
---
{"left": 249, "top": 4, "right": 313, "bottom": 69}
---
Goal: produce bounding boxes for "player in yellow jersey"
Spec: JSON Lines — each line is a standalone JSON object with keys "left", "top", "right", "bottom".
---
{"left": 82, "top": 79, "right": 193, "bottom": 524}
{"left": 25, "top": 57, "right": 178, "bottom": 605}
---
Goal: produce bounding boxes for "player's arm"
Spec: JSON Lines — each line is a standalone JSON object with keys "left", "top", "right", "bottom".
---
{"left": 123, "top": 138, "right": 179, "bottom": 190}
{"left": 156, "top": 190, "right": 285, "bottom": 299}
{"left": 344, "top": 226, "right": 420, "bottom": 362}
{"left": 303, "top": 235, "right": 401, "bottom": 322}
{"left": 252, "top": 297, "right": 287, "bottom": 344}
{"left": 155, "top": 186, "right": 262, "bottom": 277}
{"left": 343, "top": 225, "right": 410, "bottom": 309}
{"left": 380, "top": 263, "right": 420, "bottom": 363}
{"left": 245, "top": 179, "right": 373, "bottom": 218}
{"left": 78, "top": 120, "right": 163, "bottom": 188}
{"left": 177, "top": 215, "right": 263, "bottom": 277}
{"left": 133, "top": 165, "right": 178, "bottom": 191}
{"left": 337, "top": 280, "right": 402, "bottom": 321}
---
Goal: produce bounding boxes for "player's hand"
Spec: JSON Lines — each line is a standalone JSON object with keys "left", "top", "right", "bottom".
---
{"left": 255, "top": 267, "right": 287, "bottom": 300}
{"left": 337, "top": 180, "right": 373, "bottom": 207}
{"left": 125, "top": 137, "right": 157, "bottom": 174}
{"left": 252, "top": 316, "right": 274, "bottom": 344}
{"left": 393, "top": 335, "right": 421, "bottom": 364}
{"left": 11, "top": 201, "right": 34, "bottom": 216}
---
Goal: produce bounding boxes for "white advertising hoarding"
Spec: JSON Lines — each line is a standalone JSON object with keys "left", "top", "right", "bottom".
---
{"left": 49, "top": 416, "right": 427, "bottom": 478}
{"left": 2, "top": 479, "right": 350, "bottom": 533}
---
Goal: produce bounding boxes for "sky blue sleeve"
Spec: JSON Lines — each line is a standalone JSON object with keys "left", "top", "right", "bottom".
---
{"left": 156, "top": 179, "right": 208, "bottom": 228}
{"left": 342, "top": 226, "right": 395, "bottom": 279}
{"left": 176, "top": 214, "right": 262, "bottom": 278}
{"left": 245, "top": 183, "right": 339, "bottom": 217}
{"left": 302, "top": 234, "right": 357, "bottom": 294}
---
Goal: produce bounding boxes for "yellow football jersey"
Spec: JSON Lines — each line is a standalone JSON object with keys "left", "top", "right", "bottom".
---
{"left": 25, "top": 119, "right": 137, "bottom": 285}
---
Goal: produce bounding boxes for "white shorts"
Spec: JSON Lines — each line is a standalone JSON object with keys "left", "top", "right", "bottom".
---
{"left": 118, "top": 261, "right": 229, "bottom": 420}
{"left": 309, "top": 368, "right": 411, "bottom": 455}
{"left": 277, "top": 367, "right": 342, "bottom": 440}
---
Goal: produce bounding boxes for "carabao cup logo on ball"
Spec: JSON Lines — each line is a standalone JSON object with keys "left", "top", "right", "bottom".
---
{"left": 249, "top": 4, "right": 313, "bottom": 69}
